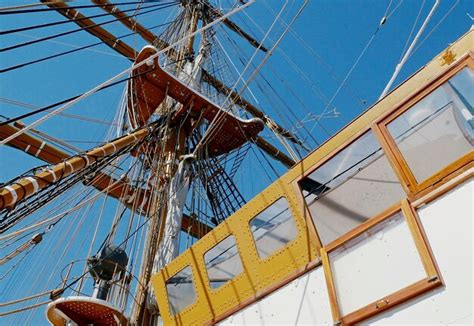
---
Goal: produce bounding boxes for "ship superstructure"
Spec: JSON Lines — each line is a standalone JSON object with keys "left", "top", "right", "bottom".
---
{"left": 0, "top": 1, "right": 472, "bottom": 325}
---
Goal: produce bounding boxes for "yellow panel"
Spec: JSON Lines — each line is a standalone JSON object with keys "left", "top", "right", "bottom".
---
{"left": 151, "top": 28, "right": 474, "bottom": 325}
{"left": 151, "top": 179, "right": 319, "bottom": 324}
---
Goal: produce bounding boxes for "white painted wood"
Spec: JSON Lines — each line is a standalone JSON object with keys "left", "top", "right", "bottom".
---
{"left": 367, "top": 179, "right": 473, "bottom": 325}
{"left": 330, "top": 211, "right": 426, "bottom": 315}
{"left": 219, "top": 179, "right": 472, "bottom": 325}
{"left": 219, "top": 266, "right": 333, "bottom": 325}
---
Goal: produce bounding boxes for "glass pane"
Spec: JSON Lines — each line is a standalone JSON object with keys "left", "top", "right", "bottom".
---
{"left": 204, "top": 235, "right": 243, "bottom": 289}
{"left": 330, "top": 212, "right": 426, "bottom": 315}
{"left": 299, "top": 131, "right": 405, "bottom": 245}
{"left": 388, "top": 67, "right": 474, "bottom": 182}
{"left": 166, "top": 266, "right": 196, "bottom": 315}
{"left": 249, "top": 197, "right": 298, "bottom": 259}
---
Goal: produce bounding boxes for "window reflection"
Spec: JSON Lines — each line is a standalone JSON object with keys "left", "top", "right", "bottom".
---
{"left": 204, "top": 235, "right": 243, "bottom": 289}
{"left": 388, "top": 67, "right": 473, "bottom": 182}
{"left": 249, "top": 197, "right": 298, "bottom": 259}
{"left": 299, "top": 131, "right": 405, "bottom": 245}
{"left": 166, "top": 266, "right": 196, "bottom": 315}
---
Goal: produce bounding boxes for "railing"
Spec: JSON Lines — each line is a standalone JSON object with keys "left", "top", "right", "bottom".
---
{"left": 57, "top": 259, "right": 144, "bottom": 311}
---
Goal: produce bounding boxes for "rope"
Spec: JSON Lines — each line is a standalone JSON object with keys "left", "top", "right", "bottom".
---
{"left": 0, "top": 1, "right": 255, "bottom": 147}
{"left": 193, "top": 0, "right": 299, "bottom": 155}
{"left": 1, "top": 19, "right": 176, "bottom": 73}
{"left": 306, "top": 0, "right": 402, "bottom": 137}
{"left": 0, "top": 97, "right": 117, "bottom": 126}
{"left": 409, "top": 0, "right": 460, "bottom": 59}
{"left": 0, "top": 3, "right": 175, "bottom": 52}
{"left": 0, "top": 301, "right": 50, "bottom": 317}
{"left": 399, "top": 0, "right": 425, "bottom": 61}
{"left": 0, "top": 1, "right": 161, "bottom": 14}
{"left": 0, "top": 3, "right": 171, "bottom": 36}
{"left": 0, "top": 290, "right": 52, "bottom": 308}
{"left": 0, "top": 69, "right": 152, "bottom": 126}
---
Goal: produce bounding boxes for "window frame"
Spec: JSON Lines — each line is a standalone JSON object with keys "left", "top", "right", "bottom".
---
{"left": 375, "top": 55, "right": 474, "bottom": 198}
{"left": 295, "top": 127, "right": 408, "bottom": 249}
{"left": 165, "top": 265, "right": 198, "bottom": 316}
{"left": 202, "top": 234, "right": 244, "bottom": 291}
{"left": 248, "top": 196, "right": 299, "bottom": 260}
{"left": 321, "top": 199, "right": 442, "bottom": 324}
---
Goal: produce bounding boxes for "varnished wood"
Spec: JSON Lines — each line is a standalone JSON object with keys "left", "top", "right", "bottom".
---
{"left": 321, "top": 248, "right": 341, "bottom": 323}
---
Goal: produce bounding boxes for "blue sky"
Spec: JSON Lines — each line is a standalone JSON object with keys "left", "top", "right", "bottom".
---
{"left": 0, "top": 0, "right": 472, "bottom": 324}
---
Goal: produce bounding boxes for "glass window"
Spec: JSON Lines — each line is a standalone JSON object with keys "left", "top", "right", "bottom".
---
{"left": 204, "top": 235, "right": 243, "bottom": 289}
{"left": 166, "top": 266, "right": 196, "bottom": 315}
{"left": 249, "top": 197, "right": 298, "bottom": 259}
{"left": 299, "top": 131, "right": 406, "bottom": 245}
{"left": 387, "top": 67, "right": 474, "bottom": 182}
{"left": 329, "top": 212, "right": 426, "bottom": 315}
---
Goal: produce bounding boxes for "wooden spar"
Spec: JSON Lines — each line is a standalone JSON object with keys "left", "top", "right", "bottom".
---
{"left": 39, "top": 0, "right": 137, "bottom": 60}
{"left": 201, "top": 70, "right": 305, "bottom": 147}
{"left": 203, "top": 3, "right": 269, "bottom": 52}
{"left": 254, "top": 136, "right": 296, "bottom": 168}
{"left": 90, "top": 0, "right": 178, "bottom": 60}
{"left": 0, "top": 123, "right": 67, "bottom": 165}
{"left": 0, "top": 123, "right": 211, "bottom": 238}
{"left": 91, "top": 0, "right": 267, "bottom": 54}
{"left": 0, "top": 128, "right": 148, "bottom": 210}
{"left": 74, "top": 0, "right": 303, "bottom": 148}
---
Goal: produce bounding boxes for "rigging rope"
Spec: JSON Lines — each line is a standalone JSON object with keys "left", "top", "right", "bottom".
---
{"left": 0, "top": 1, "right": 255, "bottom": 147}
{"left": 0, "top": 69, "right": 153, "bottom": 126}
{"left": 0, "top": 0, "right": 165, "bottom": 14}
{"left": 0, "top": 97, "right": 117, "bottom": 126}
{"left": 0, "top": 290, "right": 53, "bottom": 308}
{"left": 409, "top": 0, "right": 460, "bottom": 59}
{"left": 0, "top": 2, "right": 173, "bottom": 36}
{"left": 0, "top": 301, "right": 50, "bottom": 317}
{"left": 305, "top": 0, "right": 403, "bottom": 139}
{"left": 1, "top": 19, "right": 177, "bottom": 73}
{"left": 0, "top": 2, "right": 177, "bottom": 52}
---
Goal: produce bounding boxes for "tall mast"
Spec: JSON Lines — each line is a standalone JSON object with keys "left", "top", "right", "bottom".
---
{"left": 131, "top": 3, "right": 201, "bottom": 323}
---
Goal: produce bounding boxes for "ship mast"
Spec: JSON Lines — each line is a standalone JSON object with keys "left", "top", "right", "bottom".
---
{"left": 131, "top": 3, "right": 201, "bottom": 323}
{"left": 0, "top": 1, "right": 306, "bottom": 324}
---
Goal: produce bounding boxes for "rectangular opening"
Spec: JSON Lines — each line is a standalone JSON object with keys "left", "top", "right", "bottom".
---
{"left": 166, "top": 266, "right": 196, "bottom": 315}
{"left": 328, "top": 211, "right": 427, "bottom": 316}
{"left": 387, "top": 66, "right": 473, "bottom": 183}
{"left": 249, "top": 197, "right": 298, "bottom": 259}
{"left": 299, "top": 131, "right": 406, "bottom": 245}
{"left": 204, "top": 235, "right": 243, "bottom": 289}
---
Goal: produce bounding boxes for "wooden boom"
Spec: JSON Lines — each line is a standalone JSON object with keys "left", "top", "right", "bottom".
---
{"left": 0, "top": 127, "right": 148, "bottom": 210}
{"left": 0, "top": 123, "right": 212, "bottom": 237}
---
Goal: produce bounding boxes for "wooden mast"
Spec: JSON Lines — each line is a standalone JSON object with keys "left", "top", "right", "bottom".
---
{"left": 131, "top": 4, "right": 200, "bottom": 324}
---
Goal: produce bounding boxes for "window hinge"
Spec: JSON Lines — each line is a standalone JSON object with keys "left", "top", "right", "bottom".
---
{"left": 375, "top": 299, "right": 389, "bottom": 309}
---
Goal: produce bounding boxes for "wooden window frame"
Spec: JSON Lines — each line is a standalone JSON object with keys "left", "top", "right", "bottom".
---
{"left": 294, "top": 127, "right": 408, "bottom": 249}
{"left": 321, "top": 199, "right": 442, "bottom": 325}
{"left": 374, "top": 54, "right": 474, "bottom": 199}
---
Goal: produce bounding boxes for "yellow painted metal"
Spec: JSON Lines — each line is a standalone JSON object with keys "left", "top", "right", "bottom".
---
{"left": 150, "top": 28, "right": 474, "bottom": 325}
{"left": 151, "top": 178, "right": 319, "bottom": 324}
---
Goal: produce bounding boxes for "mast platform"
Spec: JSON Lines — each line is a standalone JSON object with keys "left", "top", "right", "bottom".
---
{"left": 128, "top": 46, "right": 264, "bottom": 156}
{"left": 46, "top": 296, "right": 128, "bottom": 326}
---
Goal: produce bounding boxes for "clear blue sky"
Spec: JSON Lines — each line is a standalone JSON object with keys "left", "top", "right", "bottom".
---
{"left": 0, "top": 0, "right": 472, "bottom": 324}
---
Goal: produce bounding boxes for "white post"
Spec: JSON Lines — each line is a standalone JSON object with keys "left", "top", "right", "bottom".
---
{"left": 379, "top": 0, "right": 440, "bottom": 100}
